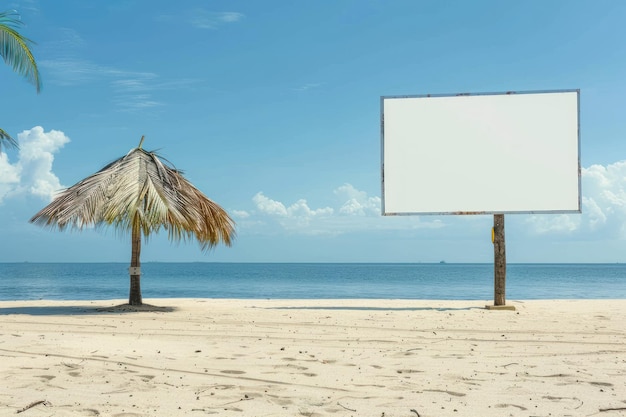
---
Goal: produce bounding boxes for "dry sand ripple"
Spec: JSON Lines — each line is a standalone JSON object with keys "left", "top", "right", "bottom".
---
{"left": 1, "top": 299, "right": 625, "bottom": 416}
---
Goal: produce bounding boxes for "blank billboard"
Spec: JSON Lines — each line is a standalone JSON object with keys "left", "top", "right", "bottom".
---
{"left": 381, "top": 90, "right": 580, "bottom": 215}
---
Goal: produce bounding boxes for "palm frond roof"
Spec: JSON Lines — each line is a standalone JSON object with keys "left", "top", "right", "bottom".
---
{"left": 30, "top": 147, "right": 235, "bottom": 250}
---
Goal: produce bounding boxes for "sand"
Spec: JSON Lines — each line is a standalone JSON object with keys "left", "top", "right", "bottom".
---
{"left": 0, "top": 298, "right": 625, "bottom": 416}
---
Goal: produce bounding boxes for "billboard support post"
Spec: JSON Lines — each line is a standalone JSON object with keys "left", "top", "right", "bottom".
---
{"left": 488, "top": 214, "right": 515, "bottom": 310}
{"left": 494, "top": 214, "right": 506, "bottom": 304}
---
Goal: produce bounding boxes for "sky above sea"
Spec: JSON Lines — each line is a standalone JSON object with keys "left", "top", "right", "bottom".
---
{"left": 1, "top": 1, "right": 626, "bottom": 263}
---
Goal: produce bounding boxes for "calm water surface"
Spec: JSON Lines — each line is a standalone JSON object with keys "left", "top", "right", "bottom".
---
{"left": 0, "top": 263, "right": 624, "bottom": 301}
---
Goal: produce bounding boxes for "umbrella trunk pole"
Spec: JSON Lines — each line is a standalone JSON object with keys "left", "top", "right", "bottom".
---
{"left": 129, "top": 222, "right": 142, "bottom": 306}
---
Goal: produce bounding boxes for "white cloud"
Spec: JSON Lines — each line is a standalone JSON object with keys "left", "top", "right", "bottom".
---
{"left": 39, "top": 58, "right": 142, "bottom": 85}
{"left": 293, "top": 83, "right": 322, "bottom": 92}
{"left": 9, "top": 0, "right": 40, "bottom": 14}
{"left": 111, "top": 78, "right": 156, "bottom": 92}
{"left": 240, "top": 163, "right": 626, "bottom": 240}
{"left": 253, "top": 193, "right": 334, "bottom": 218}
{"left": 42, "top": 27, "right": 85, "bottom": 54}
{"left": 156, "top": 10, "right": 244, "bottom": 29}
{"left": 40, "top": 58, "right": 168, "bottom": 112}
{"left": 232, "top": 210, "right": 250, "bottom": 219}
{"left": 0, "top": 153, "right": 21, "bottom": 199}
{"left": 524, "top": 213, "right": 580, "bottom": 234}
{"left": 524, "top": 160, "right": 626, "bottom": 238}
{"left": 190, "top": 10, "right": 244, "bottom": 29}
{"left": 251, "top": 192, "right": 334, "bottom": 235}
{"left": 252, "top": 192, "right": 334, "bottom": 234}
{"left": 0, "top": 126, "right": 69, "bottom": 203}
{"left": 42, "top": 58, "right": 202, "bottom": 113}
{"left": 39, "top": 26, "right": 160, "bottom": 109}
{"left": 334, "top": 183, "right": 381, "bottom": 216}
{"left": 243, "top": 185, "right": 444, "bottom": 235}
{"left": 253, "top": 192, "right": 289, "bottom": 217}
{"left": 217, "top": 12, "right": 245, "bottom": 23}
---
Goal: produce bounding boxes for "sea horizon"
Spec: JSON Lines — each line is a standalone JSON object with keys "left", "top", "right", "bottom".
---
{"left": 3, "top": 261, "right": 624, "bottom": 265}
{"left": 1, "top": 262, "right": 625, "bottom": 301}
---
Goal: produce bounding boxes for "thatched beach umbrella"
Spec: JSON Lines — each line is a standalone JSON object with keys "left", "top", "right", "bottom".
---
{"left": 30, "top": 137, "right": 235, "bottom": 305}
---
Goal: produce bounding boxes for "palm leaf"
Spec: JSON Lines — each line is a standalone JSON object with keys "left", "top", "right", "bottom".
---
{"left": 0, "top": 127, "right": 18, "bottom": 151}
{"left": 0, "top": 10, "right": 42, "bottom": 92}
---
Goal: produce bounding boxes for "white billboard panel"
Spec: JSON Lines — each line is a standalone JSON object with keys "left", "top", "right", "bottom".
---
{"left": 381, "top": 90, "right": 580, "bottom": 215}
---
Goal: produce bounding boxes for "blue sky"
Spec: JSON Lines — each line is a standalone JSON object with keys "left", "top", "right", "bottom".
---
{"left": 2, "top": 0, "right": 626, "bottom": 263}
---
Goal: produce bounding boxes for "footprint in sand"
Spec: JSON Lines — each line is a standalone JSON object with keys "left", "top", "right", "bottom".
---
{"left": 276, "top": 363, "right": 308, "bottom": 371}
{"left": 213, "top": 384, "right": 236, "bottom": 390}
{"left": 424, "top": 389, "right": 466, "bottom": 397}
{"left": 588, "top": 381, "right": 613, "bottom": 387}
{"left": 396, "top": 369, "right": 423, "bottom": 374}
{"left": 495, "top": 403, "right": 527, "bottom": 411}
{"left": 267, "top": 396, "right": 293, "bottom": 406}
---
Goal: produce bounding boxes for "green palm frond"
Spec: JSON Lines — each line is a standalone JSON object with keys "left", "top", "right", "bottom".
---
{"left": 30, "top": 147, "right": 235, "bottom": 250}
{"left": 0, "top": 127, "right": 18, "bottom": 151}
{"left": 0, "top": 10, "right": 42, "bottom": 92}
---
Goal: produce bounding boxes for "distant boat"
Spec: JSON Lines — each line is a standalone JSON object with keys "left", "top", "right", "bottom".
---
{"left": 439, "top": 260, "right": 446, "bottom": 264}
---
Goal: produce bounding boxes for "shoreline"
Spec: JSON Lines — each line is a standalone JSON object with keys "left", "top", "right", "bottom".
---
{"left": 2, "top": 299, "right": 625, "bottom": 416}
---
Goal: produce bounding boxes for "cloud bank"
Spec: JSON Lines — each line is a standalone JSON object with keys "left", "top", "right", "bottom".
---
{"left": 235, "top": 183, "right": 444, "bottom": 236}
{"left": 524, "top": 161, "right": 626, "bottom": 238}
{"left": 235, "top": 162, "right": 626, "bottom": 240}
{"left": 0, "top": 126, "right": 69, "bottom": 203}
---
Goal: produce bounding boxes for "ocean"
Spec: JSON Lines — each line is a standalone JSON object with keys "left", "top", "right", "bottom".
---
{"left": 1, "top": 263, "right": 625, "bottom": 301}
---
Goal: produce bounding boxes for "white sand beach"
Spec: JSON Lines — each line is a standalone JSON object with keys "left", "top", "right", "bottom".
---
{"left": 1, "top": 299, "right": 625, "bottom": 416}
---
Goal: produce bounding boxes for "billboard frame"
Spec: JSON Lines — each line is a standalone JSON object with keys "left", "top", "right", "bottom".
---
{"left": 380, "top": 89, "right": 581, "bottom": 216}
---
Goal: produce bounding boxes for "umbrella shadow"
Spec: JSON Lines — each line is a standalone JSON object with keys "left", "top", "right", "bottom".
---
{"left": 0, "top": 303, "right": 177, "bottom": 316}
